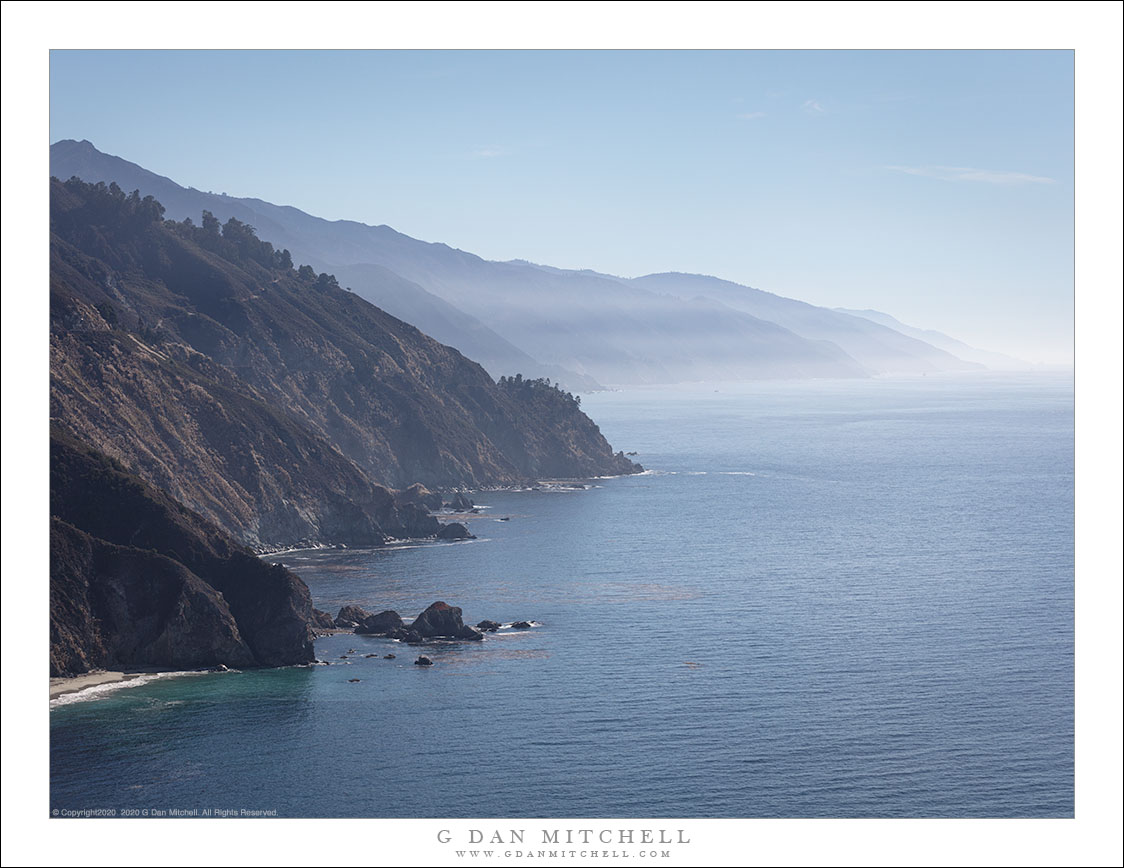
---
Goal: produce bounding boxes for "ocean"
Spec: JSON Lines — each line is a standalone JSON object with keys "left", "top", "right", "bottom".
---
{"left": 49, "top": 372, "right": 1074, "bottom": 818}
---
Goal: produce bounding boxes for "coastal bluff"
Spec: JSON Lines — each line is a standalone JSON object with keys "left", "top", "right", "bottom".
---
{"left": 49, "top": 176, "right": 641, "bottom": 549}
{"left": 50, "top": 430, "right": 315, "bottom": 676}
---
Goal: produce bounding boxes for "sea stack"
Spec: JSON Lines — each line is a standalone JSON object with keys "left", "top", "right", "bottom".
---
{"left": 409, "top": 601, "right": 484, "bottom": 641}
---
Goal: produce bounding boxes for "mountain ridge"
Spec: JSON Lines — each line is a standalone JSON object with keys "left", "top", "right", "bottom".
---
{"left": 632, "top": 272, "right": 983, "bottom": 375}
{"left": 834, "top": 307, "right": 1032, "bottom": 371}
{"left": 52, "top": 139, "right": 954, "bottom": 386}
{"left": 50, "top": 175, "right": 640, "bottom": 547}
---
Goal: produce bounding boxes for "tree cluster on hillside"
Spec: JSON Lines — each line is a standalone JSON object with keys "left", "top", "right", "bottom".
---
{"left": 57, "top": 176, "right": 342, "bottom": 290}
{"left": 61, "top": 176, "right": 166, "bottom": 226}
{"left": 498, "top": 374, "right": 582, "bottom": 408}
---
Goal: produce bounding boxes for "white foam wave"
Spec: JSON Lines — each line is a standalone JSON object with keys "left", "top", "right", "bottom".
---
{"left": 49, "top": 670, "right": 215, "bottom": 708}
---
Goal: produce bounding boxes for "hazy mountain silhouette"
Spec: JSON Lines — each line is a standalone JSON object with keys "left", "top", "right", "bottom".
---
{"left": 53, "top": 140, "right": 986, "bottom": 384}
{"left": 834, "top": 308, "right": 1031, "bottom": 371}
{"left": 633, "top": 273, "right": 983, "bottom": 375}
{"left": 51, "top": 140, "right": 881, "bottom": 385}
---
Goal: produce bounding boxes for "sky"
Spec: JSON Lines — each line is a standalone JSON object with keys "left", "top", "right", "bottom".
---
{"left": 48, "top": 49, "right": 1075, "bottom": 364}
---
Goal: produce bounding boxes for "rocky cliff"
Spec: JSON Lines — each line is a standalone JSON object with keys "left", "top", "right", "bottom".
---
{"left": 50, "top": 431, "right": 315, "bottom": 675}
{"left": 49, "top": 176, "right": 640, "bottom": 547}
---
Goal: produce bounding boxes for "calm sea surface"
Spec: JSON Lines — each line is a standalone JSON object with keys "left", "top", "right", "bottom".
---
{"left": 49, "top": 373, "right": 1074, "bottom": 817}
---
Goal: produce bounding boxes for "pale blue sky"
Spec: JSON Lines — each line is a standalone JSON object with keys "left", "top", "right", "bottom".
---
{"left": 49, "top": 49, "right": 1074, "bottom": 363}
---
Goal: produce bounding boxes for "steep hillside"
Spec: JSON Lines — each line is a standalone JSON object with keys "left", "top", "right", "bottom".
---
{"left": 50, "top": 138, "right": 597, "bottom": 389}
{"left": 50, "top": 430, "right": 315, "bottom": 675}
{"left": 50, "top": 177, "right": 640, "bottom": 546}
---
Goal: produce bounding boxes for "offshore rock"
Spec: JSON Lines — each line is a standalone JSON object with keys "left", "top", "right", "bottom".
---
{"left": 436, "top": 522, "right": 475, "bottom": 540}
{"left": 476, "top": 620, "right": 501, "bottom": 632}
{"left": 410, "top": 601, "right": 485, "bottom": 641}
{"left": 335, "top": 605, "right": 371, "bottom": 628}
{"left": 355, "top": 610, "right": 405, "bottom": 635}
{"left": 389, "top": 627, "right": 425, "bottom": 644}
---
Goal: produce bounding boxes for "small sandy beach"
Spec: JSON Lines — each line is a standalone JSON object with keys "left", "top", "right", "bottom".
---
{"left": 49, "top": 670, "right": 151, "bottom": 700}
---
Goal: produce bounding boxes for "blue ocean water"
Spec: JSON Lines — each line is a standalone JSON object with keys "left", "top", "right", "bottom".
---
{"left": 49, "top": 373, "right": 1074, "bottom": 818}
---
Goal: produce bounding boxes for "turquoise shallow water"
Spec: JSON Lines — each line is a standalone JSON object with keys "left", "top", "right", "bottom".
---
{"left": 50, "top": 372, "right": 1074, "bottom": 817}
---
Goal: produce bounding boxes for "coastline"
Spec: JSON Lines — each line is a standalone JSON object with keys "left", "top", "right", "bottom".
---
{"left": 49, "top": 667, "right": 192, "bottom": 702}
{"left": 53, "top": 480, "right": 615, "bottom": 704}
{"left": 50, "top": 670, "right": 146, "bottom": 699}
{"left": 249, "top": 481, "right": 622, "bottom": 556}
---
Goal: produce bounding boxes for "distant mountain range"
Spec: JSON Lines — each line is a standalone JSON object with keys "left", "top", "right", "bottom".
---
{"left": 834, "top": 308, "right": 1032, "bottom": 371}
{"left": 632, "top": 273, "right": 981, "bottom": 375}
{"left": 51, "top": 139, "right": 994, "bottom": 387}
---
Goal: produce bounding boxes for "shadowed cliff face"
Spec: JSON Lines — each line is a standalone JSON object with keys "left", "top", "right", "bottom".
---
{"left": 50, "top": 432, "right": 315, "bottom": 675}
{"left": 49, "top": 177, "right": 641, "bottom": 547}
{"left": 51, "top": 520, "right": 258, "bottom": 676}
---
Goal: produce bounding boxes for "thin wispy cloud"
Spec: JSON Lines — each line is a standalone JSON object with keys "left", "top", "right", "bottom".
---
{"left": 736, "top": 111, "right": 766, "bottom": 120}
{"left": 888, "top": 165, "right": 1055, "bottom": 185}
{"left": 802, "top": 99, "right": 825, "bottom": 114}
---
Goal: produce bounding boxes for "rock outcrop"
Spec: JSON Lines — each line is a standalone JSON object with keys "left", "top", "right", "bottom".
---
{"left": 396, "top": 483, "right": 443, "bottom": 512}
{"left": 50, "top": 519, "right": 257, "bottom": 675}
{"left": 381, "top": 504, "right": 442, "bottom": 540}
{"left": 49, "top": 430, "right": 314, "bottom": 676}
{"left": 335, "top": 605, "right": 371, "bottom": 628}
{"left": 355, "top": 610, "right": 405, "bottom": 635}
{"left": 436, "top": 522, "right": 474, "bottom": 540}
{"left": 447, "top": 493, "right": 474, "bottom": 512}
{"left": 409, "top": 601, "right": 484, "bottom": 641}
